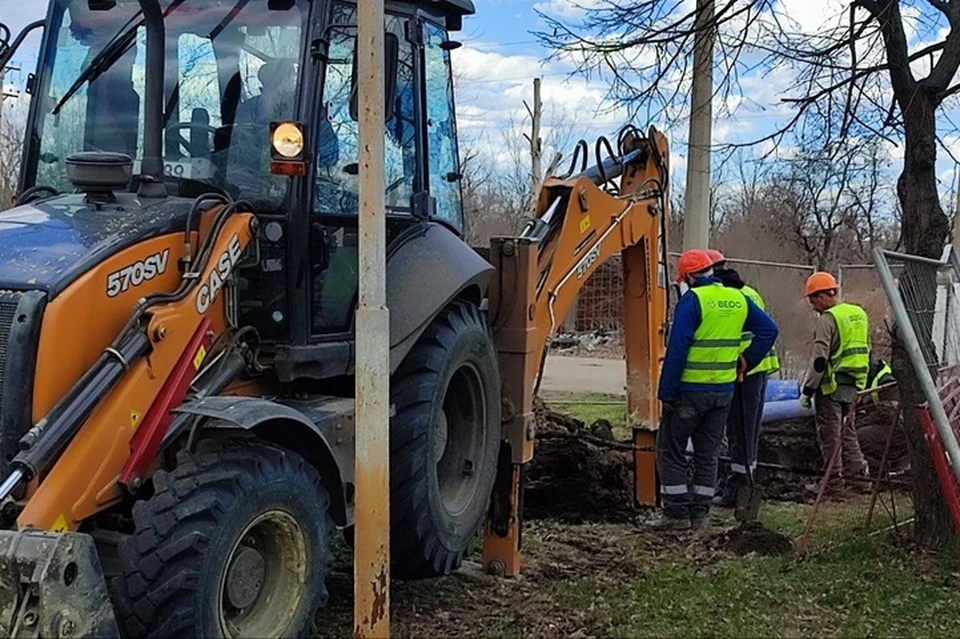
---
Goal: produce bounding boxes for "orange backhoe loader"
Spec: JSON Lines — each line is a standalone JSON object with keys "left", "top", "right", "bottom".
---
{"left": 0, "top": 0, "right": 668, "bottom": 636}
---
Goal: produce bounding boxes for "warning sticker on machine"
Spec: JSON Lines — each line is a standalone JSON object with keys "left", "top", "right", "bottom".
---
{"left": 50, "top": 514, "right": 69, "bottom": 532}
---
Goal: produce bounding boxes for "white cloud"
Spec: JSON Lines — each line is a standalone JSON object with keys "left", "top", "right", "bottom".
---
{"left": 533, "top": 0, "right": 605, "bottom": 21}
{"left": 773, "top": 0, "right": 848, "bottom": 34}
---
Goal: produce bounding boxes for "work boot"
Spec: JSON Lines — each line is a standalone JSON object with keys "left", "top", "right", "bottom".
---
{"left": 712, "top": 475, "right": 744, "bottom": 507}
{"left": 807, "top": 477, "right": 846, "bottom": 499}
{"left": 649, "top": 513, "right": 692, "bottom": 530}
{"left": 848, "top": 473, "right": 874, "bottom": 495}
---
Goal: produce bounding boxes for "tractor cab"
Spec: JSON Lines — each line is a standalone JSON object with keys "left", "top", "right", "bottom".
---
{"left": 5, "top": 0, "right": 475, "bottom": 357}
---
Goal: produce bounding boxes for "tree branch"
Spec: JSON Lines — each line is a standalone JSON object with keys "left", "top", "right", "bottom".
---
{"left": 925, "top": 27, "right": 960, "bottom": 91}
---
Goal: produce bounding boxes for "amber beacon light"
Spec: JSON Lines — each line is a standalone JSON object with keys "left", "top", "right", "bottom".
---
{"left": 270, "top": 121, "right": 308, "bottom": 176}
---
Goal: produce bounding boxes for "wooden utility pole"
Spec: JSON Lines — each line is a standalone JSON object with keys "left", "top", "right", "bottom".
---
{"left": 682, "top": 0, "right": 715, "bottom": 250}
{"left": 524, "top": 78, "right": 542, "bottom": 211}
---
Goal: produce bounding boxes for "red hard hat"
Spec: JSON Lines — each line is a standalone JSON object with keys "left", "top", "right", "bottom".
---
{"left": 676, "top": 249, "right": 713, "bottom": 282}
{"left": 804, "top": 271, "right": 839, "bottom": 297}
{"left": 705, "top": 249, "right": 725, "bottom": 266}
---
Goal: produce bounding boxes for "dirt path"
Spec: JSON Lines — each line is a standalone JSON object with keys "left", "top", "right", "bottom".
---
{"left": 540, "top": 355, "right": 626, "bottom": 395}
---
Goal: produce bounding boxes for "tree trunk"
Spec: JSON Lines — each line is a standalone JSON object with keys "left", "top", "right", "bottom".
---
{"left": 895, "top": 89, "right": 954, "bottom": 548}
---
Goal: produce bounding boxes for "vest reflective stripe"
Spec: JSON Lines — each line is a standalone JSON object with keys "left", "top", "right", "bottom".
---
{"left": 681, "top": 283, "right": 749, "bottom": 385}
{"left": 823, "top": 302, "right": 871, "bottom": 392}
{"left": 738, "top": 285, "right": 780, "bottom": 376}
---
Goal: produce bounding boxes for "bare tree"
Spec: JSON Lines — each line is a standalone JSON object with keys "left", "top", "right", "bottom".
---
{"left": 537, "top": 0, "right": 959, "bottom": 546}
{"left": 0, "top": 97, "right": 28, "bottom": 209}
{"left": 759, "top": 118, "right": 893, "bottom": 269}
{"left": 460, "top": 101, "right": 579, "bottom": 247}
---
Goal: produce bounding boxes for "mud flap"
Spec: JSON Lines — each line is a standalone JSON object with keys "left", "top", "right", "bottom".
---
{"left": 0, "top": 530, "right": 119, "bottom": 638}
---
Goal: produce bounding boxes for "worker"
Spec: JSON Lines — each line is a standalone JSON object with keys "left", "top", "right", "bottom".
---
{"left": 799, "top": 272, "right": 871, "bottom": 494}
{"left": 867, "top": 356, "right": 895, "bottom": 395}
{"left": 654, "top": 249, "right": 778, "bottom": 530}
{"left": 704, "top": 250, "right": 781, "bottom": 508}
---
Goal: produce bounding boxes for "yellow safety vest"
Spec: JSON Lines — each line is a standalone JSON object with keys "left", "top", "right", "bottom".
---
{"left": 738, "top": 284, "right": 780, "bottom": 377}
{"left": 681, "top": 283, "right": 750, "bottom": 385}
{"left": 868, "top": 361, "right": 894, "bottom": 403}
{"left": 821, "top": 302, "right": 871, "bottom": 394}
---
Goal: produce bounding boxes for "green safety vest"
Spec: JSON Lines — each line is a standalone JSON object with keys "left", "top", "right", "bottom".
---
{"left": 821, "top": 302, "right": 871, "bottom": 394}
{"left": 681, "top": 283, "right": 750, "bottom": 385}
{"left": 738, "top": 284, "right": 780, "bottom": 377}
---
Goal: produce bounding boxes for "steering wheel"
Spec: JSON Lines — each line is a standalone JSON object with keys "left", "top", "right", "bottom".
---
{"left": 165, "top": 122, "right": 219, "bottom": 158}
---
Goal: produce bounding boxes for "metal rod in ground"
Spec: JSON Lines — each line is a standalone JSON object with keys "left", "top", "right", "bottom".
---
{"left": 866, "top": 405, "right": 902, "bottom": 529}
{"left": 874, "top": 248, "right": 960, "bottom": 487}
{"left": 354, "top": 0, "right": 390, "bottom": 636}
{"left": 796, "top": 406, "right": 849, "bottom": 557}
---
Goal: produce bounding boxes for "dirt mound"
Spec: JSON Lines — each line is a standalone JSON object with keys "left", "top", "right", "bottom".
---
{"left": 524, "top": 400, "right": 637, "bottom": 523}
{"left": 709, "top": 521, "right": 793, "bottom": 556}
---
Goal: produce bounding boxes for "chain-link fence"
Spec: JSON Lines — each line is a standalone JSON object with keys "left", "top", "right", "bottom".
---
{"left": 871, "top": 248, "right": 960, "bottom": 541}
{"left": 550, "top": 254, "right": 900, "bottom": 378}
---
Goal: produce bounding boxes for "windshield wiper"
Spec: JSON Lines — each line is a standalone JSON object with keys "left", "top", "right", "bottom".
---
{"left": 50, "top": 13, "right": 142, "bottom": 117}
{"left": 51, "top": 0, "right": 190, "bottom": 117}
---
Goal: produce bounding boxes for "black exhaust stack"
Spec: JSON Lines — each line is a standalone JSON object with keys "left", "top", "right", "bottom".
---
{"left": 137, "top": 0, "right": 166, "bottom": 198}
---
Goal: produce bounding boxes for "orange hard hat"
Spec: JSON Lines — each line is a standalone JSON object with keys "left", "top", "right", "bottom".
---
{"left": 804, "top": 271, "right": 839, "bottom": 297}
{"left": 676, "top": 249, "right": 714, "bottom": 282}
{"left": 705, "top": 249, "right": 726, "bottom": 266}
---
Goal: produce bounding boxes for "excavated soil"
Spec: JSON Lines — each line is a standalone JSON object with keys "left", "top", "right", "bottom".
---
{"left": 524, "top": 400, "right": 638, "bottom": 523}
{"left": 527, "top": 396, "right": 911, "bottom": 521}
{"left": 707, "top": 521, "right": 793, "bottom": 556}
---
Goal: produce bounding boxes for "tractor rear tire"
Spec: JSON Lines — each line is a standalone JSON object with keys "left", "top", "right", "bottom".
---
{"left": 109, "top": 437, "right": 335, "bottom": 639}
{"left": 390, "top": 300, "right": 501, "bottom": 578}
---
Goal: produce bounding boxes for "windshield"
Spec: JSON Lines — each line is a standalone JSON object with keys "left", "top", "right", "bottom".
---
{"left": 32, "top": 0, "right": 308, "bottom": 210}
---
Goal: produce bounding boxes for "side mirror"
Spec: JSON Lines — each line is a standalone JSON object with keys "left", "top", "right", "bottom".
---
{"left": 0, "top": 20, "right": 45, "bottom": 72}
{"left": 0, "top": 24, "right": 10, "bottom": 56}
{"left": 349, "top": 32, "right": 399, "bottom": 123}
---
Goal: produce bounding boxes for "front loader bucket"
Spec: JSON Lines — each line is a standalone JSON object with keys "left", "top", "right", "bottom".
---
{"left": 0, "top": 530, "right": 119, "bottom": 638}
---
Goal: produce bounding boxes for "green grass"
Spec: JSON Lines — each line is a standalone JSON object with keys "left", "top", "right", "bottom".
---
{"left": 320, "top": 504, "right": 960, "bottom": 638}
{"left": 539, "top": 391, "right": 630, "bottom": 439}
{"left": 319, "top": 396, "right": 960, "bottom": 637}
{"left": 542, "top": 525, "right": 960, "bottom": 639}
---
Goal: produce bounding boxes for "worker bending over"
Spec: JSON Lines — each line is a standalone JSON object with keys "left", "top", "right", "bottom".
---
{"left": 704, "top": 250, "right": 781, "bottom": 508}
{"left": 654, "top": 250, "right": 778, "bottom": 530}
{"left": 800, "top": 272, "right": 871, "bottom": 494}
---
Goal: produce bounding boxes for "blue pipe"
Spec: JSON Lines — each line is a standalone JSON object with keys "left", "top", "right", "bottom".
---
{"left": 762, "top": 398, "right": 814, "bottom": 423}
{"left": 766, "top": 378, "right": 801, "bottom": 402}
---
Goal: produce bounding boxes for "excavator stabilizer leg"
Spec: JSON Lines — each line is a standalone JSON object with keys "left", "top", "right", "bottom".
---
{"left": 0, "top": 530, "right": 119, "bottom": 638}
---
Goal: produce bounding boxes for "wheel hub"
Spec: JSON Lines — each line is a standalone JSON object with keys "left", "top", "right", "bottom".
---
{"left": 434, "top": 411, "right": 449, "bottom": 463}
{"left": 225, "top": 546, "right": 265, "bottom": 610}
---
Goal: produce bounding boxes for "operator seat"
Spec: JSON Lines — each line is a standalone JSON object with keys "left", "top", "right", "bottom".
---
{"left": 225, "top": 58, "right": 298, "bottom": 201}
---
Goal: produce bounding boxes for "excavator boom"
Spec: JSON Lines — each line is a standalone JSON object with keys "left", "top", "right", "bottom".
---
{"left": 483, "top": 127, "right": 670, "bottom": 576}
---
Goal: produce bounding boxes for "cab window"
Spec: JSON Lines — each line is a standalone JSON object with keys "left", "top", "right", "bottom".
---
{"left": 423, "top": 21, "right": 463, "bottom": 231}
{"left": 314, "top": 3, "right": 417, "bottom": 215}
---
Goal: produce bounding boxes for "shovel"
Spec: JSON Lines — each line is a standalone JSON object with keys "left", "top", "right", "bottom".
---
{"left": 734, "top": 365, "right": 763, "bottom": 523}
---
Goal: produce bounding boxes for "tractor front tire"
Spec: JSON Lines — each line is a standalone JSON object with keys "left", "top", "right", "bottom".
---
{"left": 110, "top": 437, "right": 335, "bottom": 639}
{"left": 390, "top": 300, "right": 501, "bottom": 578}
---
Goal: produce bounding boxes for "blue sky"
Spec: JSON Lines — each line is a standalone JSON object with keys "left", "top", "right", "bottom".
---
{"left": 3, "top": 0, "right": 960, "bottom": 201}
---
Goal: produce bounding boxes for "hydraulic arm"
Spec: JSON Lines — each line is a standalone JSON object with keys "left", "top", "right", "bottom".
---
{"left": 482, "top": 126, "right": 670, "bottom": 576}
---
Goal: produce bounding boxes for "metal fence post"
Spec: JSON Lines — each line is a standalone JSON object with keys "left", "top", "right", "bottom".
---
{"left": 355, "top": 0, "right": 390, "bottom": 636}
{"left": 873, "top": 248, "right": 960, "bottom": 486}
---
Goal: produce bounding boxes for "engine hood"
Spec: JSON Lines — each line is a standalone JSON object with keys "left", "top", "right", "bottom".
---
{"left": 0, "top": 193, "right": 193, "bottom": 297}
